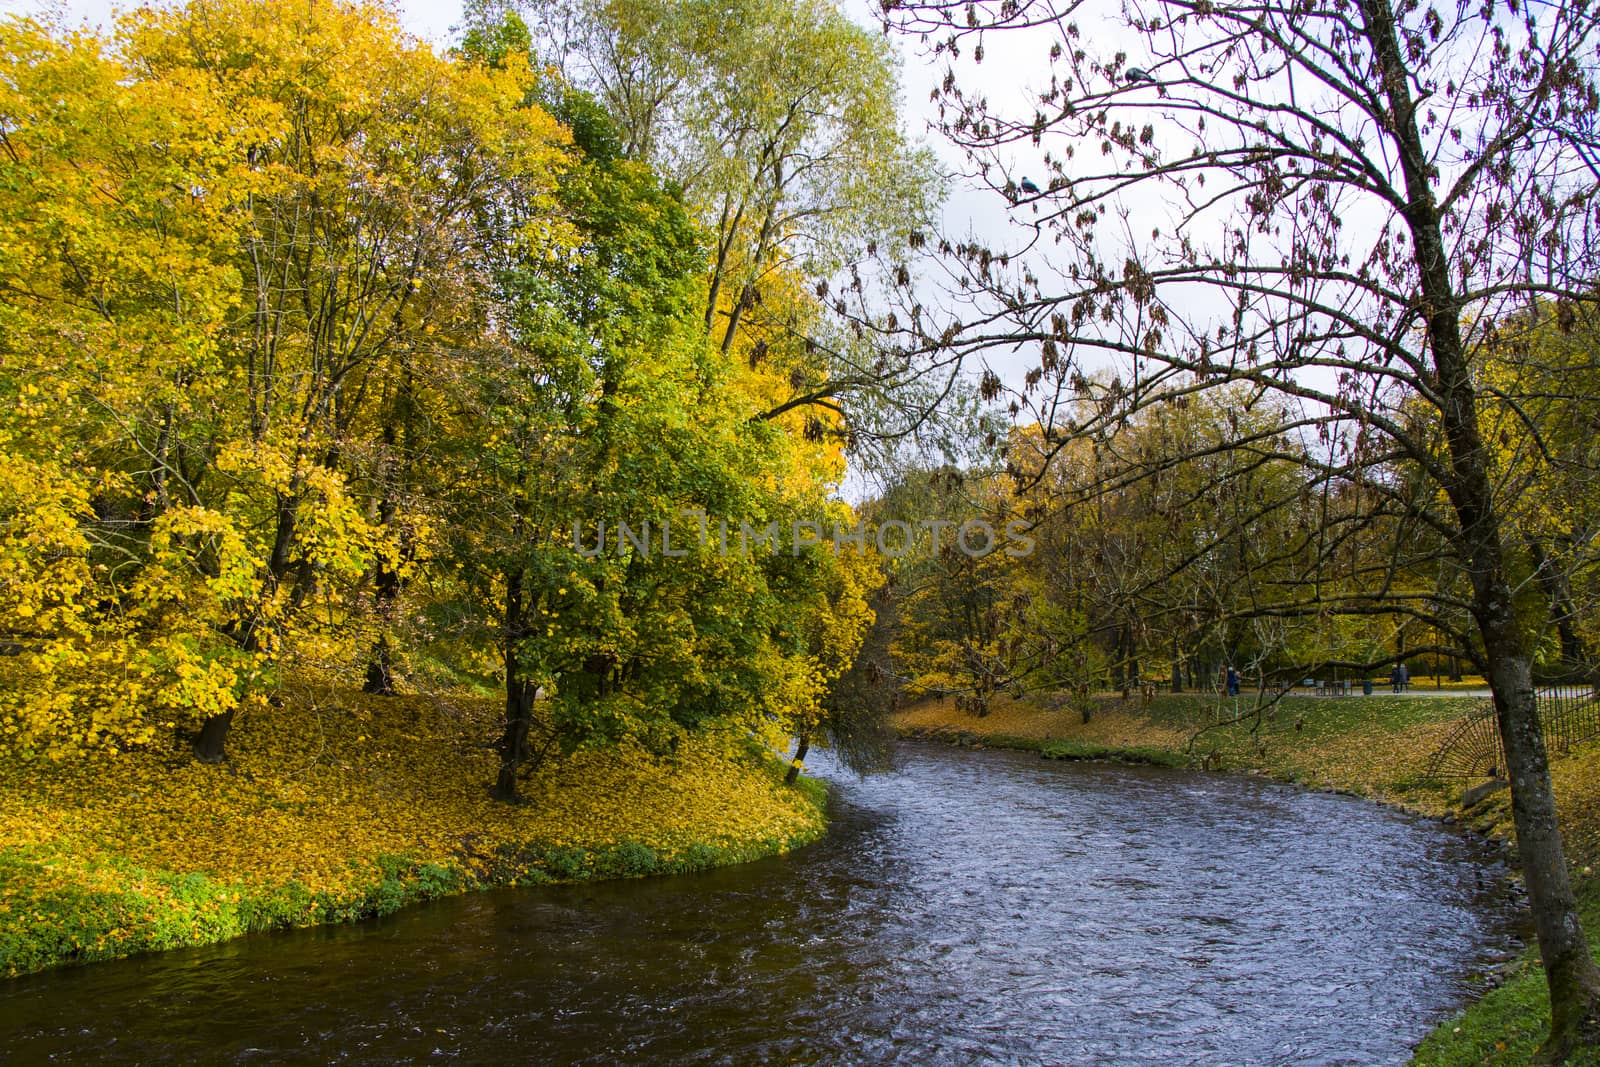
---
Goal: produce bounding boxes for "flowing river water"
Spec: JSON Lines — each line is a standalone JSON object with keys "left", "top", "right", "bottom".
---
{"left": 1, "top": 743, "right": 1522, "bottom": 1065}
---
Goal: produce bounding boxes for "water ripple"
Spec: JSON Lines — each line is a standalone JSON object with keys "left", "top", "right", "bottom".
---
{"left": 0, "top": 743, "right": 1521, "bottom": 1066}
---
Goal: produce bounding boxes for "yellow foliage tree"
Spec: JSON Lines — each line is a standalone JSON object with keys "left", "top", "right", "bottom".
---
{"left": 0, "top": 1, "right": 572, "bottom": 760}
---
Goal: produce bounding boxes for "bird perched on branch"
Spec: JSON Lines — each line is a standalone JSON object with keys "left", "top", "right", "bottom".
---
{"left": 1125, "top": 67, "right": 1167, "bottom": 96}
{"left": 1019, "top": 177, "right": 1041, "bottom": 195}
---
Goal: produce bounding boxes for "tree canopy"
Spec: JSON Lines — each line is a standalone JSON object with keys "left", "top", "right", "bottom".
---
{"left": 0, "top": 0, "right": 887, "bottom": 805}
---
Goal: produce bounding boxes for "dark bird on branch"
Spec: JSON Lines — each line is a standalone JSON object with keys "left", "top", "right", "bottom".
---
{"left": 1125, "top": 67, "right": 1167, "bottom": 96}
{"left": 1019, "top": 177, "right": 1041, "bottom": 195}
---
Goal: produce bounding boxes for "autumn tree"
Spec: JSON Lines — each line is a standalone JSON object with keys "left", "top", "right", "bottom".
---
{"left": 879, "top": 0, "right": 1600, "bottom": 1049}
{"left": 798, "top": 577, "right": 903, "bottom": 781}
{"left": 868, "top": 466, "right": 1046, "bottom": 713}
{"left": 0, "top": 15, "right": 255, "bottom": 757}
{"left": 434, "top": 28, "right": 875, "bottom": 800}
{"left": 1479, "top": 303, "right": 1600, "bottom": 678}
{"left": 492, "top": 0, "right": 966, "bottom": 451}
{"left": 0, "top": 1, "right": 573, "bottom": 762}
{"left": 1004, "top": 387, "right": 1326, "bottom": 697}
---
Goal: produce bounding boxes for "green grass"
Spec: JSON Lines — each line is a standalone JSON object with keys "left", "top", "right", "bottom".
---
{"left": 1413, "top": 878, "right": 1600, "bottom": 1067}
{"left": 1415, "top": 958, "right": 1562, "bottom": 1066}
{"left": 1140, "top": 692, "right": 1481, "bottom": 735}
{"left": 0, "top": 812, "right": 829, "bottom": 979}
{"left": 1136, "top": 693, "right": 1480, "bottom": 793}
{"left": 1413, "top": 938, "right": 1600, "bottom": 1065}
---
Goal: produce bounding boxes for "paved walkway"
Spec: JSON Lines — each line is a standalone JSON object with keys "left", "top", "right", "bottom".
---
{"left": 1292, "top": 688, "right": 1492, "bottom": 698}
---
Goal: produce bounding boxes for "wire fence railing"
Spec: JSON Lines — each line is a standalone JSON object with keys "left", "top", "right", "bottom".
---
{"left": 1422, "top": 683, "right": 1600, "bottom": 782}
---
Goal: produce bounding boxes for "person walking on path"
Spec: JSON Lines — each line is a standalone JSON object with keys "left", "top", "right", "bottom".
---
{"left": 1398, "top": 663, "right": 1410, "bottom": 693}
{"left": 1390, "top": 665, "right": 1401, "bottom": 693}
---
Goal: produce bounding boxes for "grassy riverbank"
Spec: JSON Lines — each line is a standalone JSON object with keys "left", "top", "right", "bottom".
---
{"left": 896, "top": 692, "right": 1600, "bottom": 1066}
{"left": 0, "top": 684, "right": 826, "bottom": 979}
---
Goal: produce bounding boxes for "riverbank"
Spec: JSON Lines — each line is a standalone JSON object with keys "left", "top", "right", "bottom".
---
{"left": 0, "top": 684, "right": 827, "bottom": 979}
{"left": 894, "top": 693, "right": 1600, "bottom": 1066}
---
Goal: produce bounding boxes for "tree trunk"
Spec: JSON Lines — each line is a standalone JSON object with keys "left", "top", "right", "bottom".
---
{"left": 1110, "top": 627, "right": 1126, "bottom": 691}
{"left": 1528, "top": 538, "right": 1591, "bottom": 674}
{"left": 720, "top": 187, "right": 783, "bottom": 354}
{"left": 1481, "top": 610, "right": 1600, "bottom": 1049}
{"left": 194, "top": 710, "right": 234, "bottom": 764}
{"left": 362, "top": 513, "right": 403, "bottom": 696}
{"left": 493, "top": 673, "right": 538, "bottom": 803}
{"left": 364, "top": 416, "right": 407, "bottom": 695}
{"left": 785, "top": 735, "right": 810, "bottom": 785}
{"left": 1360, "top": 0, "right": 1600, "bottom": 1049}
{"left": 704, "top": 194, "right": 743, "bottom": 333}
{"left": 194, "top": 487, "right": 301, "bottom": 762}
{"left": 364, "top": 633, "right": 396, "bottom": 696}
{"left": 492, "top": 568, "right": 537, "bottom": 803}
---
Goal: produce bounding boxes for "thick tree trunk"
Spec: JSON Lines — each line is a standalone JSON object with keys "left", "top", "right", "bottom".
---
{"left": 785, "top": 735, "right": 810, "bottom": 785}
{"left": 1358, "top": 0, "right": 1600, "bottom": 1049}
{"left": 1483, "top": 610, "right": 1600, "bottom": 1051}
{"left": 1438, "top": 221, "right": 1600, "bottom": 1067}
{"left": 493, "top": 675, "right": 538, "bottom": 803}
{"left": 194, "top": 710, "right": 234, "bottom": 764}
{"left": 364, "top": 633, "right": 396, "bottom": 696}
{"left": 492, "top": 568, "right": 537, "bottom": 803}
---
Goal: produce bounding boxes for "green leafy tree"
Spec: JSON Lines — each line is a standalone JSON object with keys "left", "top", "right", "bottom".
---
{"left": 500, "top": 0, "right": 948, "bottom": 433}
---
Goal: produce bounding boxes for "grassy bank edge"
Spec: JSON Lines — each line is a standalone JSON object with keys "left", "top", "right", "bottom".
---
{"left": 895, "top": 707, "right": 1600, "bottom": 1067}
{"left": 0, "top": 763, "right": 828, "bottom": 980}
{"left": 900, "top": 725, "right": 1189, "bottom": 769}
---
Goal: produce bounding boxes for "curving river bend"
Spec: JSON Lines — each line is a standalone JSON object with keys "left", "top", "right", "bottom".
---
{"left": 1, "top": 743, "right": 1521, "bottom": 1065}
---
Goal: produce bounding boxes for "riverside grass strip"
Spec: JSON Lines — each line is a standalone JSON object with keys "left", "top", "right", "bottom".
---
{"left": 0, "top": 687, "right": 827, "bottom": 978}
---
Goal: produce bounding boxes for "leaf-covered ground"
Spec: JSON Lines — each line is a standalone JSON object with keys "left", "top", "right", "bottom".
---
{"left": 896, "top": 692, "right": 1600, "bottom": 1066}
{"left": 0, "top": 685, "right": 826, "bottom": 978}
{"left": 898, "top": 692, "right": 1473, "bottom": 804}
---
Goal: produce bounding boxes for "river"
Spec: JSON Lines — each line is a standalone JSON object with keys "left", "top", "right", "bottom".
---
{"left": 0, "top": 743, "right": 1521, "bottom": 1065}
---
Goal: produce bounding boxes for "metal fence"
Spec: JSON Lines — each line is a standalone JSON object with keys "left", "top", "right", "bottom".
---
{"left": 1421, "top": 683, "right": 1600, "bottom": 782}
